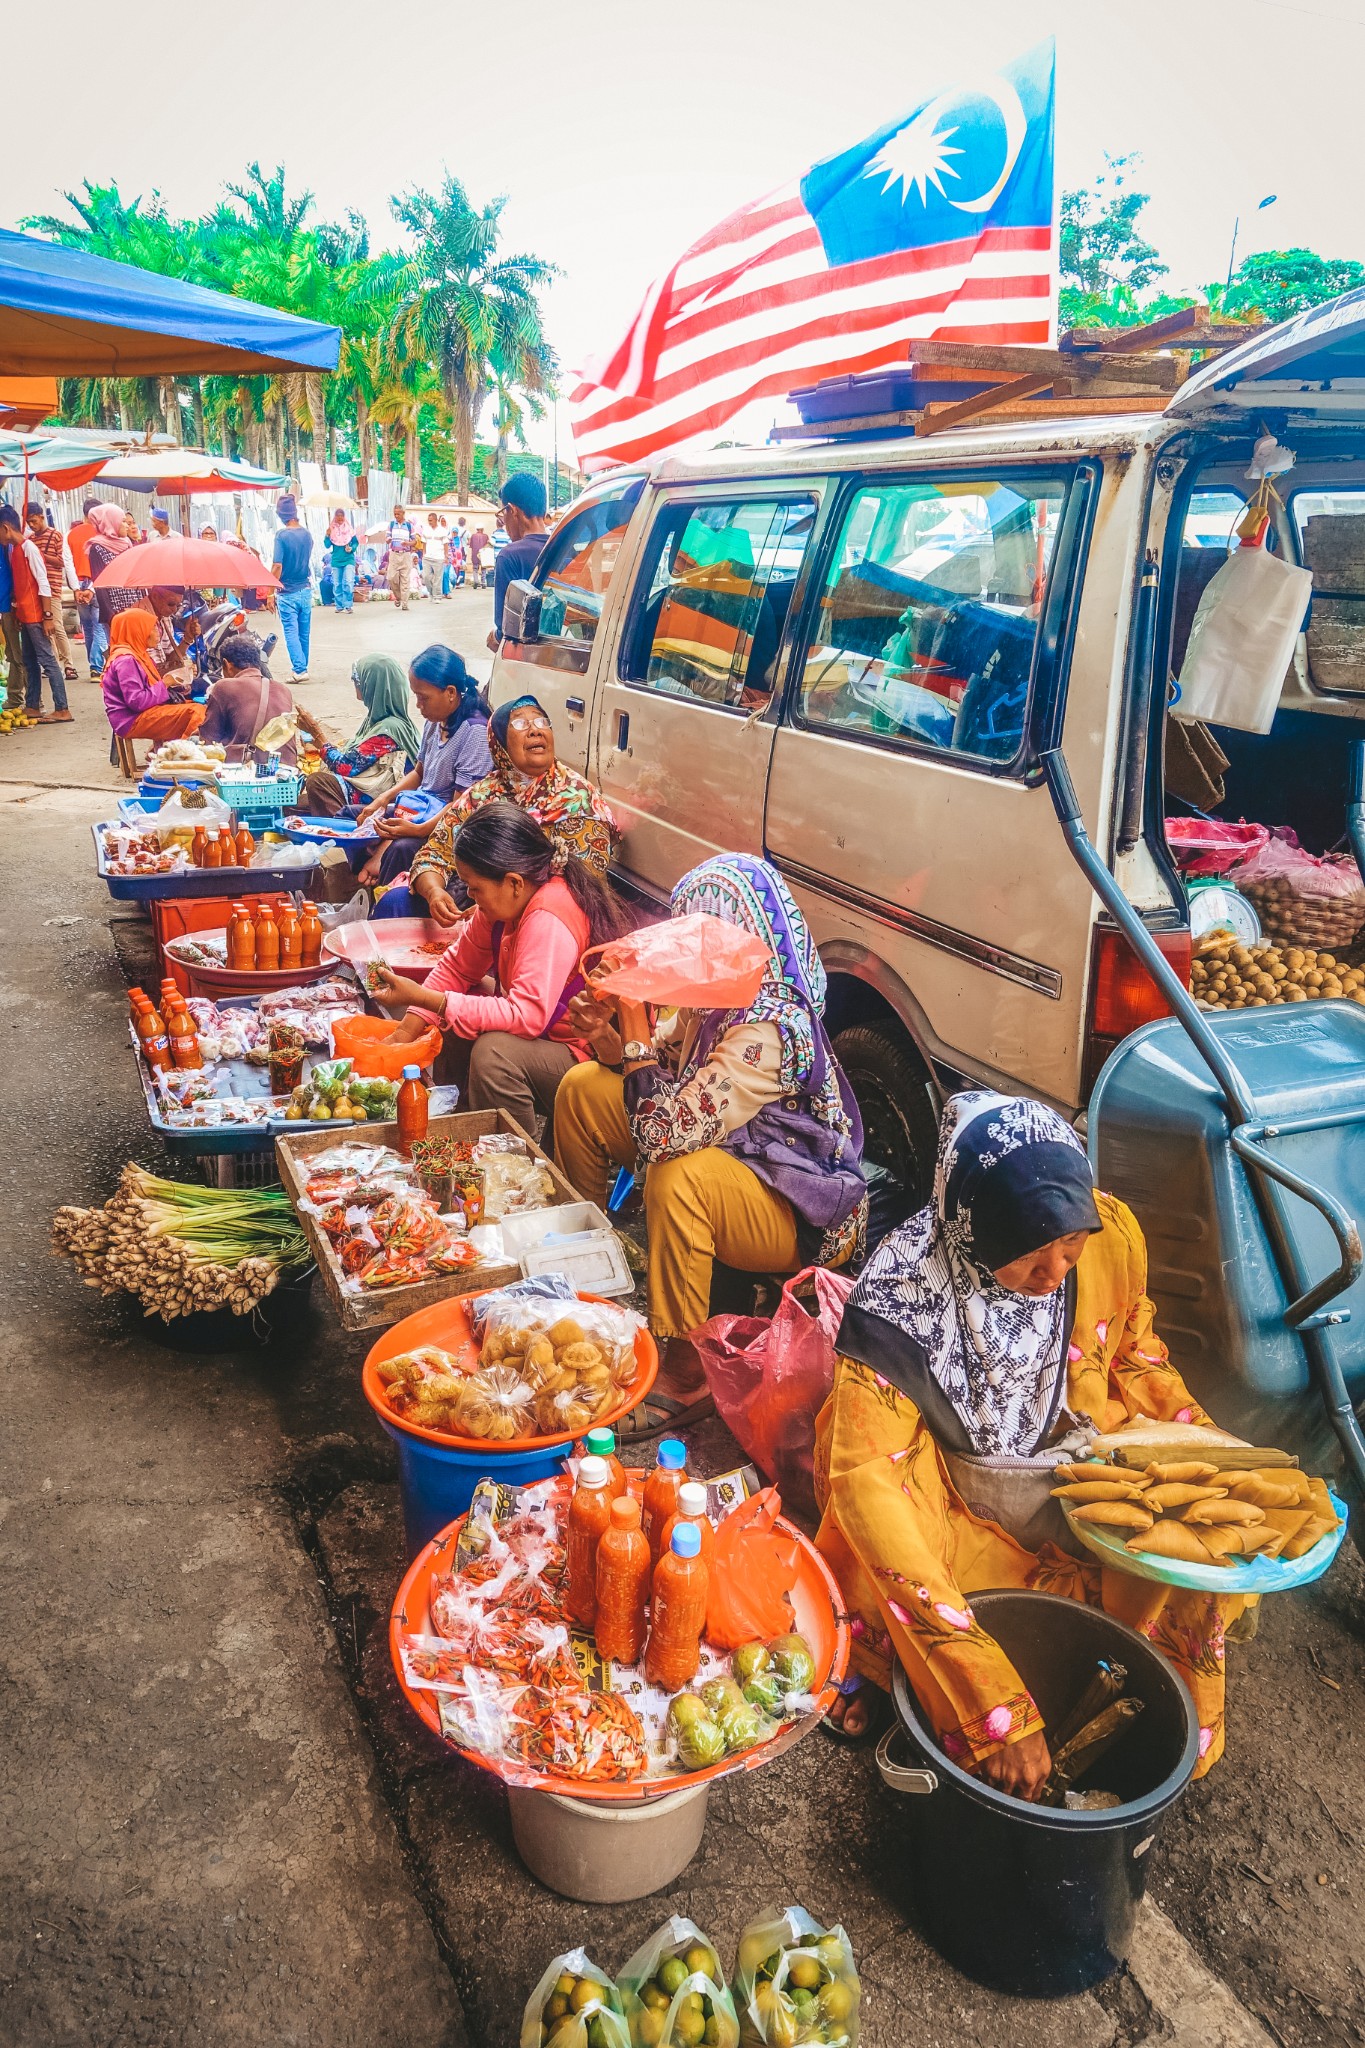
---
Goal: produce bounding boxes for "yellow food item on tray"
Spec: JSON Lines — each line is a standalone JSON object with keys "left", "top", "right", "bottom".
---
{"left": 1144, "top": 1482, "right": 1228, "bottom": 1511}
{"left": 1051, "top": 1480, "right": 1148, "bottom": 1502}
{"left": 1127, "top": 1521, "right": 1218, "bottom": 1565}
{"left": 1071, "top": 1501, "right": 1154, "bottom": 1529}
{"left": 1183, "top": 1498, "right": 1264, "bottom": 1527}
{"left": 1144, "top": 1460, "right": 1221, "bottom": 1484}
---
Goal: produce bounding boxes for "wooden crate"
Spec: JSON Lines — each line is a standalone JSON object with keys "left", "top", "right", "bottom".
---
{"left": 275, "top": 1108, "right": 586, "bottom": 1333}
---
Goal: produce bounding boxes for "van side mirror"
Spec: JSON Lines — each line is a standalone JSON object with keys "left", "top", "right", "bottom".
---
{"left": 503, "top": 578, "right": 542, "bottom": 645}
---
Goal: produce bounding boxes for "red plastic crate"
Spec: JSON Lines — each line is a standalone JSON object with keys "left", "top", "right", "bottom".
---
{"left": 152, "top": 892, "right": 295, "bottom": 994}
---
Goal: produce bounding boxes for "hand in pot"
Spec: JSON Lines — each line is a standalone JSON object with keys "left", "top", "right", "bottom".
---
{"left": 978, "top": 1729, "right": 1052, "bottom": 1803}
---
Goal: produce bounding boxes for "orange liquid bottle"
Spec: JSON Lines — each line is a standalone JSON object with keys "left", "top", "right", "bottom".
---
{"left": 396, "top": 1064, "right": 429, "bottom": 1157}
{"left": 218, "top": 827, "right": 236, "bottom": 866}
{"left": 299, "top": 901, "right": 322, "bottom": 967}
{"left": 134, "top": 996, "right": 173, "bottom": 1072}
{"left": 594, "top": 1494, "right": 651, "bottom": 1666}
{"left": 190, "top": 826, "right": 207, "bottom": 867}
{"left": 565, "top": 1455, "right": 615, "bottom": 1630}
{"left": 660, "top": 1480, "right": 715, "bottom": 1568}
{"left": 254, "top": 901, "right": 280, "bottom": 970}
{"left": 235, "top": 824, "right": 255, "bottom": 867}
{"left": 164, "top": 992, "right": 203, "bottom": 1069}
{"left": 582, "top": 1427, "right": 628, "bottom": 1499}
{"left": 642, "top": 1438, "right": 687, "bottom": 1568}
{"left": 202, "top": 830, "right": 222, "bottom": 869}
{"left": 226, "top": 903, "right": 252, "bottom": 970}
{"left": 645, "top": 1524, "right": 709, "bottom": 1692}
{"left": 128, "top": 984, "right": 149, "bottom": 1023}
{"left": 277, "top": 901, "right": 301, "bottom": 969}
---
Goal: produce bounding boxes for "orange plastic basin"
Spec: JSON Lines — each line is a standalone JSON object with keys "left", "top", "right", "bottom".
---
{"left": 332, "top": 1013, "right": 443, "bottom": 1077}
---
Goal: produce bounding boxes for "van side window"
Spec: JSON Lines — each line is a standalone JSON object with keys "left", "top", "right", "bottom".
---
{"left": 796, "top": 474, "right": 1066, "bottom": 765}
{"left": 1293, "top": 489, "right": 1365, "bottom": 696}
{"left": 1172, "top": 489, "right": 1245, "bottom": 670}
{"left": 620, "top": 496, "right": 817, "bottom": 709}
{"left": 533, "top": 476, "right": 645, "bottom": 645}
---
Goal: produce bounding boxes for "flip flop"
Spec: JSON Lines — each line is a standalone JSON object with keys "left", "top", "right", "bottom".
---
{"left": 821, "top": 1674, "right": 890, "bottom": 1746}
{"left": 617, "top": 1388, "right": 716, "bottom": 1443}
{"left": 38, "top": 710, "right": 74, "bottom": 723}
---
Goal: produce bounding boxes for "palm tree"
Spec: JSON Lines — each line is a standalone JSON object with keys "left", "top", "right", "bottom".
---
{"left": 378, "top": 176, "right": 557, "bottom": 504}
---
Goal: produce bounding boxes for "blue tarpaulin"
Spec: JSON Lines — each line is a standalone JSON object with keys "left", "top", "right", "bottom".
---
{"left": 0, "top": 229, "right": 341, "bottom": 378}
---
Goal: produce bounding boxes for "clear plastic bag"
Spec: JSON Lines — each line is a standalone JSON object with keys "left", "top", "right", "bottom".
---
{"left": 586, "top": 911, "right": 772, "bottom": 1011}
{"left": 733, "top": 1910, "right": 860, "bottom": 2047}
{"left": 1174, "top": 541, "right": 1312, "bottom": 735}
{"left": 469, "top": 1274, "right": 579, "bottom": 1334}
{"left": 521, "top": 1950, "right": 633, "bottom": 2048}
{"left": 480, "top": 1292, "right": 645, "bottom": 1383}
{"left": 618, "top": 1917, "right": 740, "bottom": 2048}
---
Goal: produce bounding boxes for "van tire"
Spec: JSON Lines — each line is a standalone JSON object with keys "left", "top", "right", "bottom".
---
{"left": 833, "top": 1023, "right": 939, "bottom": 1232}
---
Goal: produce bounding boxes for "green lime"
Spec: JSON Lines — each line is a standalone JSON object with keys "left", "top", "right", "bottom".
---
{"left": 554, "top": 1973, "right": 577, "bottom": 1998}
{"left": 636, "top": 2013, "right": 665, "bottom": 2048}
{"left": 787, "top": 1956, "right": 821, "bottom": 1992}
{"left": 641, "top": 1982, "right": 669, "bottom": 2010}
{"left": 570, "top": 1978, "right": 599, "bottom": 2013}
{"left": 658, "top": 1956, "right": 688, "bottom": 1997}
{"left": 672, "top": 2011, "right": 706, "bottom": 2048}
{"left": 545, "top": 1993, "right": 569, "bottom": 2020}
{"left": 684, "top": 1944, "right": 718, "bottom": 1983}
{"left": 818, "top": 1980, "right": 854, "bottom": 2024}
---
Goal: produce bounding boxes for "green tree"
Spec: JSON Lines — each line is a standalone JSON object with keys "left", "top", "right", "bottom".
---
{"left": 377, "top": 175, "right": 557, "bottom": 503}
{"left": 1059, "top": 155, "right": 1168, "bottom": 329}
{"left": 1224, "top": 248, "right": 1365, "bottom": 322}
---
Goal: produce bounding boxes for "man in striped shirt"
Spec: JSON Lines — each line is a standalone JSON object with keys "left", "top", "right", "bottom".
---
{"left": 24, "top": 502, "right": 80, "bottom": 682}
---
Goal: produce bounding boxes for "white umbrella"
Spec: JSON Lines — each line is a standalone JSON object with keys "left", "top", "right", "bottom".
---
{"left": 302, "top": 487, "right": 359, "bottom": 511}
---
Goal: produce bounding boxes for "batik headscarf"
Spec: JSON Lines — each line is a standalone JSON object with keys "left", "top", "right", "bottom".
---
{"left": 667, "top": 853, "right": 854, "bottom": 1137}
{"left": 851, "top": 1090, "right": 1103, "bottom": 1455}
{"left": 422, "top": 693, "right": 619, "bottom": 877}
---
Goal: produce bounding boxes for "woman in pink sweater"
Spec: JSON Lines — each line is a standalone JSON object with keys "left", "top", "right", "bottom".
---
{"left": 374, "top": 803, "right": 626, "bottom": 1134}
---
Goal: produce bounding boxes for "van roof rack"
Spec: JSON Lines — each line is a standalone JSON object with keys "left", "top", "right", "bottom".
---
{"left": 774, "top": 307, "right": 1268, "bottom": 442}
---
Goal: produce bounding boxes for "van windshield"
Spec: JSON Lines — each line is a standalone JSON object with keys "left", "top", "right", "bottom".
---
{"left": 798, "top": 472, "right": 1067, "bottom": 764}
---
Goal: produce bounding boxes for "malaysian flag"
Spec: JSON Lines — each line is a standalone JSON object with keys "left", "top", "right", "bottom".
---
{"left": 570, "top": 41, "right": 1056, "bottom": 470}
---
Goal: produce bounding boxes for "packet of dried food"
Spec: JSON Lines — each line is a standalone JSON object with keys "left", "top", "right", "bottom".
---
{"left": 619, "top": 1918, "right": 740, "bottom": 2048}
{"left": 521, "top": 1948, "right": 631, "bottom": 2048}
{"left": 733, "top": 1909, "right": 859, "bottom": 2047}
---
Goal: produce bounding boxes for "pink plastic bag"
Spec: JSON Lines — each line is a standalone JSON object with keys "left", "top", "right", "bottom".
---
{"left": 1231, "top": 829, "right": 1365, "bottom": 948}
{"left": 1164, "top": 817, "right": 1269, "bottom": 878}
{"left": 585, "top": 912, "right": 771, "bottom": 1009}
{"left": 693, "top": 1266, "right": 854, "bottom": 1523}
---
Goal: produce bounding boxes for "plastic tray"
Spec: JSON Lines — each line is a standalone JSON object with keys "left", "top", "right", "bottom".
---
{"left": 94, "top": 822, "right": 321, "bottom": 902}
{"left": 280, "top": 815, "right": 381, "bottom": 847}
{"left": 499, "top": 1202, "right": 634, "bottom": 1296}
{"left": 1062, "top": 1490, "right": 1349, "bottom": 1593}
{"left": 389, "top": 1467, "right": 850, "bottom": 1801}
{"left": 363, "top": 1290, "right": 658, "bottom": 1452}
{"left": 323, "top": 915, "right": 451, "bottom": 975}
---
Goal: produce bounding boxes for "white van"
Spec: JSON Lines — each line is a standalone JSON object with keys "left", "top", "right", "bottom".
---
{"left": 490, "top": 300, "right": 1365, "bottom": 1214}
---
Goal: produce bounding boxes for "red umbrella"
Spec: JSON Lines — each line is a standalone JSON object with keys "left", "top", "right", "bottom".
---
{"left": 91, "top": 535, "right": 278, "bottom": 589}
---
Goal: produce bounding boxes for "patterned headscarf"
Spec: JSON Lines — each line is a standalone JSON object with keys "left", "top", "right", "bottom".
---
{"left": 851, "top": 1091, "right": 1102, "bottom": 1455}
{"left": 425, "top": 693, "right": 619, "bottom": 876}
{"left": 669, "top": 854, "right": 825, "bottom": 1089}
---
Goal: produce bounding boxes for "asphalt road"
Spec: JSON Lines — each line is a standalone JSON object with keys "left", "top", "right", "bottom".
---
{"left": 1, "top": 593, "right": 1362, "bottom": 2046}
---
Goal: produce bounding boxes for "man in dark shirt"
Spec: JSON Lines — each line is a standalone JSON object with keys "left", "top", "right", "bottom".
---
{"left": 271, "top": 494, "right": 314, "bottom": 680}
{"left": 487, "top": 472, "right": 550, "bottom": 652}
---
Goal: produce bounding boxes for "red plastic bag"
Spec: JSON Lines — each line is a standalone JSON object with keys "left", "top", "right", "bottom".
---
{"left": 1164, "top": 817, "right": 1269, "bottom": 878}
{"left": 692, "top": 1266, "right": 854, "bottom": 1523}
{"left": 705, "top": 1488, "right": 801, "bottom": 1650}
{"left": 585, "top": 912, "right": 771, "bottom": 1009}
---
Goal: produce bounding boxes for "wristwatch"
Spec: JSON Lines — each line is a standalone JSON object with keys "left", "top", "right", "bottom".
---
{"left": 622, "top": 1040, "right": 655, "bottom": 1064}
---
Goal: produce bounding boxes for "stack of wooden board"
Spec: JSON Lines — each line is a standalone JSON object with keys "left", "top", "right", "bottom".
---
{"left": 1303, "top": 513, "right": 1365, "bottom": 693}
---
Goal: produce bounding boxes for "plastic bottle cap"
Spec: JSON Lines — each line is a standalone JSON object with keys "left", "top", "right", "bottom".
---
{"left": 658, "top": 1439, "right": 687, "bottom": 1470}
{"left": 402, "top": 1064, "right": 421, "bottom": 1080}
{"left": 677, "top": 1482, "right": 708, "bottom": 1518}
{"left": 610, "top": 1495, "right": 641, "bottom": 1529}
{"left": 578, "top": 1455, "right": 612, "bottom": 1488}
{"left": 585, "top": 1428, "right": 617, "bottom": 1458}
{"left": 670, "top": 1522, "right": 702, "bottom": 1558}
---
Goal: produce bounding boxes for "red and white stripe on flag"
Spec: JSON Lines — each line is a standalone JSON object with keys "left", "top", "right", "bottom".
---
{"left": 569, "top": 182, "right": 1054, "bottom": 471}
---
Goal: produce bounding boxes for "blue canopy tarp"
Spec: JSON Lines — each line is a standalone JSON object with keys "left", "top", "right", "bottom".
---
{"left": 0, "top": 229, "right": 341, "bottom": 378}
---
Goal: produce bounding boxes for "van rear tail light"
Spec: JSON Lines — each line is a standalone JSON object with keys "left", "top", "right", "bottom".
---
{"left": 1084, "top": 925, "right": 1191, "bottom": 1093}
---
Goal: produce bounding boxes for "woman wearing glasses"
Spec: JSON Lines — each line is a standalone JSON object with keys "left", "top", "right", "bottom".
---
{"left": 404, "top": 693, "right": 620, "bottom": 926}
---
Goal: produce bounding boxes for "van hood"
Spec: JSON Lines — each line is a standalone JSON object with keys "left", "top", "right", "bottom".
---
{"left": 1167, "top": 287, "right": 1365, "bottom": 420}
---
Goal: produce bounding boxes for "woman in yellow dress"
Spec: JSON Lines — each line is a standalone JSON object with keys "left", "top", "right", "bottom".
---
{"left": 815, "top": 1089, "right": 1249, "bottom": 1797}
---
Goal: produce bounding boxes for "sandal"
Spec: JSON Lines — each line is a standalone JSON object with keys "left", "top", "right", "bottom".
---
{"left": 821, "top": 1674, "right": 890, "bottom": 1746}
{"left": 617, "top": 1388, "right": 716, "bottom": 1444}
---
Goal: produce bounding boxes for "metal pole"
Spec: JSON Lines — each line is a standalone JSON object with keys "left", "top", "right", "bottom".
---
{"left": 1225, "top": 215, "right": 1240, "bottom": 292}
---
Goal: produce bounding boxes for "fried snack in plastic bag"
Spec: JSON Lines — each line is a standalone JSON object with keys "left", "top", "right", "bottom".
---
{"left": 705, "top": 1489, "right": 801, "bottom": 1652}
{"left": 734, "top": 1909, "right": 860, "bottom": 2047}
{"left": 521, "top": 1947, "right": 631, "bottom": 2048}
{"left": 618, "top": 1915, "right": 740, "bottom": 2048}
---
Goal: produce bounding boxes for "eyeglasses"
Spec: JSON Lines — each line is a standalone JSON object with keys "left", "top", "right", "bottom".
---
{"left": 507, "top": 714, "right": 553, "bottom": 734}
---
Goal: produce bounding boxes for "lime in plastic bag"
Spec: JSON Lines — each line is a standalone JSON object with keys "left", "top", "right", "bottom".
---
{"left": 618, "top": 1916, "right": 740, "bottom": 2048}
{"left": 733, "top": 1909, "right": 860, "bottom": 2047}
{"left": 521, "top": 1946, "right": 631, "bottom": 2048}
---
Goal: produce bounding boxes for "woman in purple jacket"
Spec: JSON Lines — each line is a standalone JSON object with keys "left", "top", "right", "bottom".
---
{"left": 101, "top": 609, "right": 204, "bottom": 742}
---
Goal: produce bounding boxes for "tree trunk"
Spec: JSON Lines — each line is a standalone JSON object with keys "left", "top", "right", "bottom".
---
{"left": 452, "top": 379, "right": 480, "bottom": 506}
{"left": 405, "top": 423, "right": 422, "bottom": 500}
{"left": 356, "top": 394, "right": 372, "bottom": 475}
{"left": 496, "top": 401, "right": 509, "bottom": 489}
{"left": 304, "top": 371, "right": 327, "bottom": 467}
{"left": 160, "top": 375, "right": 181, "bottom": 440}
{"left": 191, "top": 378, "right": 206, "bottom": 451}
{"left": 377, "top": 420, "right": 391, "bottom": 469}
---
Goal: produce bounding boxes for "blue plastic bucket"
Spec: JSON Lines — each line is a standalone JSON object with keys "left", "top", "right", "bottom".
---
{"left": 377, "top": 1414, "right": 571, "bottom": 1556}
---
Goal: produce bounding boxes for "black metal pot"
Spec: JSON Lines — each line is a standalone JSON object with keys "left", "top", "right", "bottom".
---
{"left": 880, "top": 1589, "right": 1199, "bottom": 1997}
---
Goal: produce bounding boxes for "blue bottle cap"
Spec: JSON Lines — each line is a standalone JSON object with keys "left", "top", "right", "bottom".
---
{"left": 670, "top": 1522, "right": 702, "bottom": 1558}
{"left": 402, "top": 1064, "right": 421, "bottom": 1079}
{"left": 658, "top": 1439, "right": 687, "bottom": 1469}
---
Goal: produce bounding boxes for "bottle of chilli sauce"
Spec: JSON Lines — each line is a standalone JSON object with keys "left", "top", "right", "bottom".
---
{"left": 565, "top": 1455, "right": 615, "bottom": 1630}
{"left": 396, "top": 1064, "right": 429, "bottom": 1157}
{"left": 642, "top": 1438, "right": 688, "bottom": 1568}
{"left": 645, "top": 1523, "right": 709, "bottom": 1692}
{"left": 594, "top": 1494, "right": 651, "bottom": 1665}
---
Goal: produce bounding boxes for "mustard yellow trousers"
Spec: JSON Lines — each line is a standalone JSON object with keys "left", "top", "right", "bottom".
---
{"left": 553, "top": 1060, "right": 799, "bottom": 1340}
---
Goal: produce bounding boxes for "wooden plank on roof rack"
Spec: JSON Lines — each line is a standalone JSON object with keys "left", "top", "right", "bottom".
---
{"left": 1062, "top": 311, "right": 1267, "bottom": 353}
{"left": 770, "top": 411, "right": 923, "bottom": 439}
{"left": 907, "top": 339, "right": 1179, "bottom": 387}
{"left": 922, "top": 389, "right": 1171, "bottom": 423}
{"left": 916, "top": 373, "right": 1056, "bottom": 435}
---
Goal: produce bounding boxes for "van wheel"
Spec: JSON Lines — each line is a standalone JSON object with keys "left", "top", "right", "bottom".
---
{"left": 834, "top": 1024, "right": 939, "bottom": 1239}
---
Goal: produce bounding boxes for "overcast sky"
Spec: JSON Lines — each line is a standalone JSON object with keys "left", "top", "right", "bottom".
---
{"left": 6, "top": 0, "right": 1365, "bottom": 457}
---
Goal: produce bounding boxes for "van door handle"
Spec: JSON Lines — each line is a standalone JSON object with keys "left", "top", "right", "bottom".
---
{"left": 615, "top": 711, "right": 630, "bottom": 750}
{"left": 566, "top": 695, "right": 585, "bottom": 717}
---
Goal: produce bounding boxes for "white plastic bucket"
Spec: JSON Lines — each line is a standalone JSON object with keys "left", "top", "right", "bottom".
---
{"left": 507, "top": 1779, "right": 711, "bottom": 1901}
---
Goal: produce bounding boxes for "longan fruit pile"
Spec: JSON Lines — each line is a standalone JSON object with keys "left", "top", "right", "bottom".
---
{"left": 1192, "top": 933, "right": 1365, "bottom": 1009}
